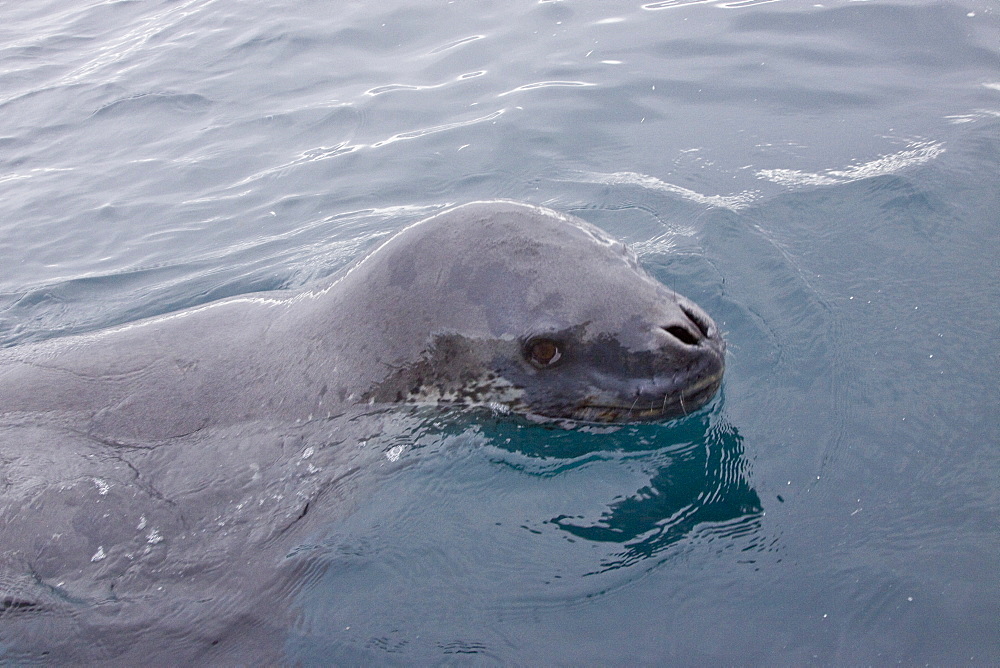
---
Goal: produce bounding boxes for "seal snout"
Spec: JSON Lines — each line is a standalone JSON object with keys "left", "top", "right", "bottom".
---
{"left": 647, "top": 298, "right": 726, "bottom": 417}
{"left": 659, "top": 301, "right": 718, "bottom": 349}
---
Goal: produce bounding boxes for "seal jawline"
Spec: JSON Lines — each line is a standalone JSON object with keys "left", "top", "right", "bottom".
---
{"left": 563, "top": 372, "right": 724, "bottom": 423}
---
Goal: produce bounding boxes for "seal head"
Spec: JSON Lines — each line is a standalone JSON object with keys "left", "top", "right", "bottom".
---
{"left": 350, "top": 201, "right": 725, "bottom": 422}
{"left": 0, "top": 201, "right": 725, "bottom": 437}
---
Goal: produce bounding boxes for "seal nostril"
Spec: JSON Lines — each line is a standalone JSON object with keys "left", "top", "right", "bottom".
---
{"left": 680, "top": 304, "right": 711, "bottom": 339}
{"left": 663, "top": 325, "right": 699, "bottom": 346}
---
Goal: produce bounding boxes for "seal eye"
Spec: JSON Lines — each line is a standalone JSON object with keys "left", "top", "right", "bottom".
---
{"left": 526, "top": 338, "right": 561, "bottom": 368}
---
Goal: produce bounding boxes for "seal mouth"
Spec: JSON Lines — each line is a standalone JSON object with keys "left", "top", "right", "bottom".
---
{"left": 568, "top": 368, "right": 724, "bottom": 423}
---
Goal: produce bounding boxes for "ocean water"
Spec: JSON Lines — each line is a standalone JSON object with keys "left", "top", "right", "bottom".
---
{"left": 1, "top": 0, "right": 999, "bottom": 663}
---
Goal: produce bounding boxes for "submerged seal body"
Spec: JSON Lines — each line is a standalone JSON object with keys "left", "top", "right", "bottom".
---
{"left": 1, "top": 201, "right": 724, "bottom": 437}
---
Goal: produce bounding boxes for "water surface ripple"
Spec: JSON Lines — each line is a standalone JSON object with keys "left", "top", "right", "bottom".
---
{"left": 1, "top": 0, "right": 998, "bottom": 664}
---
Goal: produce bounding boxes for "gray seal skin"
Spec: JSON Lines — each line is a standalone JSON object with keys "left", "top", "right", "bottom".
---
{"left": 0, "top": 201, "right": 724, "bottom": 439}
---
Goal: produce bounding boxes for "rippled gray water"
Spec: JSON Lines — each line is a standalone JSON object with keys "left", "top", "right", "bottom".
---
{"left": 1, "top": 0, "right": 998, "bottom": 663}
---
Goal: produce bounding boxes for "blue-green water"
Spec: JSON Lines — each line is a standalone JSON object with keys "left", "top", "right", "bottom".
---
{"left": 1, "top": 0, "right": 998, "bottom": 663}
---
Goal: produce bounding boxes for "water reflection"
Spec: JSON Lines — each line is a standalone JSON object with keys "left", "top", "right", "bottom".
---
{"left": 559, "top": 419, "right": 761, "bottom": 571}
{"left": 457, "top": 405, "right": 763, "bottom": 572}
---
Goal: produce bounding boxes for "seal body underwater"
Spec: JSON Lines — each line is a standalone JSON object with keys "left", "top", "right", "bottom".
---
{"left": 0, "top": 200, "right": 724, "bottom": 438}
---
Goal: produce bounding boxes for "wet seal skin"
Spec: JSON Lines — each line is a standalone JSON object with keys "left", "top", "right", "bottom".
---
{"left": 0, "top": 201, "right": 724, "bottom": 439}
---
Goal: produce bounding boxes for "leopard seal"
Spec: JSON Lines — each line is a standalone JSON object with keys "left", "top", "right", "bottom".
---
{"left": 1, "top": 201, "right": 724, "bottom": 439}
{"left": 0, "top": 201, "right": 726, "bottom": 659}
